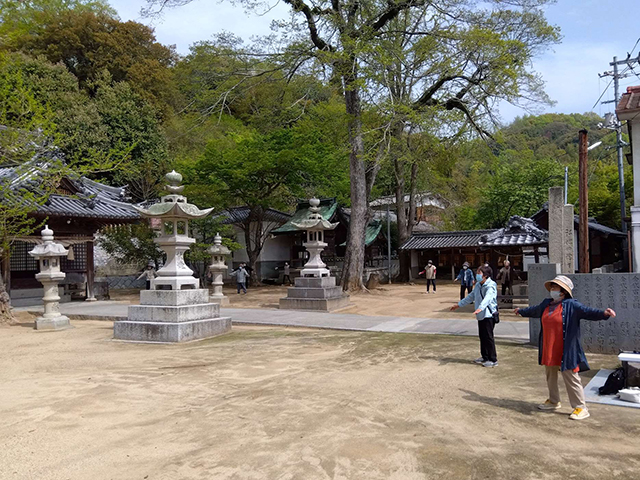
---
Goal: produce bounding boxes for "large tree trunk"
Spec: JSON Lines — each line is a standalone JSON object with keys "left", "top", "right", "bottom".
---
{"left": 341, "top": 69, "right": 368, "bottom": 292}
{"left": 0, "top": 266, "right": 14, "bottom": 325}
{"left": 395, "top": 155, "right": 418, "bottom": 282}
{"left": 243, "top": 206, "right": 265, "bottom": 286}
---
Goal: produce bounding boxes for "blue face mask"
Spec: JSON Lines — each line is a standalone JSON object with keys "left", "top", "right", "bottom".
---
{"left": 476, "top": 273, "right": 484, "bottom": 282}
{"left": 550, "top": 290, "right": 562, "bottom": 300}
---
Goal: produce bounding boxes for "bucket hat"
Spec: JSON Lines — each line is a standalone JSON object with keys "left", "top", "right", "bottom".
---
{"left": 544, "top": 275, "right": 574, "bottom": 298}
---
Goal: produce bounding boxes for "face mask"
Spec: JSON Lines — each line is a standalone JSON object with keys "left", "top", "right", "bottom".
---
{"left": 476, "top": 273, "right": 483, "bottom": 282}
{"left": 550, "top": 290, "right": 562, "bottom": 300}
{"left": 463, "top": 266, "right": 468, "bottom": 270}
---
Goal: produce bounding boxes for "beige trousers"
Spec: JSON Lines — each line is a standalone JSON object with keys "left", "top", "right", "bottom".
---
{"left": 545, "top": 366, "right": 587, "bottom": 410}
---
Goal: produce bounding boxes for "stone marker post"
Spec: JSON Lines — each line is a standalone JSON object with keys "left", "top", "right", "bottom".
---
{"left": 29, "top": 226, "right": 72, "bottom": 331}
{"left": 548, "top": 186, "right": 575, "bottom": 274}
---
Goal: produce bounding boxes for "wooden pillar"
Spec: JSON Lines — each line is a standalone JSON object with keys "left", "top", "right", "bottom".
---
{"left": 85, "top": 240, "right": 96, "bottom": 301}
{"left": 534, "top": 245, "right": 540, "bottom": 264}
{"left": 579, "top": 129, "right": 590, "bottom": 273}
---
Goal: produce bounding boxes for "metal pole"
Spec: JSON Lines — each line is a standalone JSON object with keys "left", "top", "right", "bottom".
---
{"left": 579, "top": 129, "right": 590, "bottom": 273}
{"left": 613, "top": 57, "right": 628, "bottom": 234}
{"left": 387, "top": 203, "right": 391, "bottom": 284}
{"left": 564, "top": 166, "right": 569, "bottom": 204}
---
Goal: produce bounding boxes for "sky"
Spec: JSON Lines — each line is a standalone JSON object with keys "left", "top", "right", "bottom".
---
{"left": 108, "top": 0, "right": 640, "bottom": 124}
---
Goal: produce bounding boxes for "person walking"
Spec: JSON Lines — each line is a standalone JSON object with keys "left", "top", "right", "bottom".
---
{"left": 515, "top": 275, "right": 615, "bottom": 420}
{"left": 497, "top": 260, "right": 514, "bottom": 296}
{"left": 282, "top": 262, "right": 291, "bottom": 285}
{"left": 450, "top": 265, "right": 499, "bottom": 367}
{"left": 455, "top": 262, "right": 474, "bottom": 300}
{"left": 421, "top": 260, "right": 437, "bottom": 294}
{"left": 137, "top": 262, "right": 156, "bottom": 290}
{"left": 231, "top": 264, "right": 248, "bottom": 294}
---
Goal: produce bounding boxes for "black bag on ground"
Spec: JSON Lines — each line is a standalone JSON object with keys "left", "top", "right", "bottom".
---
{"left": 598, "top": 367, "right": 625, "bottom": 395}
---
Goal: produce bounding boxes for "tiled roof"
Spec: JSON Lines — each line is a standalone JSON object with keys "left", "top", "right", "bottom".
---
{"left": 272, "top": 198, "right": 337, "bottom": 234}
{"left": 2, "top": 161, "right": 139, "bottom": 221}
{"left": 400, "top": 230, "right": 493, "bottom": 250}
{"left": 214, "top": 206, "right": 291, "bottom": 225}
{"left": 400, "top": 216, "right": 549, "bottom": 250}
{"left": 616, "top": 85, "right": 640, "bottom": 118}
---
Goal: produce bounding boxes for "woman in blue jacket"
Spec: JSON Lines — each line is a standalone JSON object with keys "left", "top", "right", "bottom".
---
{"left": 515, "top": 275, "right": 616, "bottom": 420}
{"left": 455, "top": 262, "right": 475, "bottom": 300}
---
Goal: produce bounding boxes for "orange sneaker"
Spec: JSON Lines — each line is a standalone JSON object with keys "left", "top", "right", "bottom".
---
{"left": 569, "top": 408, "right": 590, "bottom": 420}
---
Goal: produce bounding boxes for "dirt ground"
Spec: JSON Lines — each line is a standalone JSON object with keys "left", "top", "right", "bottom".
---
{"left": 1, "top": 321, "right": 639, "bottom": 480}
{"left": 111, "top": 282, "right": 523, "bottom": 321}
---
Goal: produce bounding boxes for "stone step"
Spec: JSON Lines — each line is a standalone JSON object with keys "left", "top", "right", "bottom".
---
{"left": 286, "top": 286, "right": 343, "bottom": 299}
{"left": 139, "top": 289, "right": 210, "bottom": 306}
{"left": 128, "top": 303, "right": 220, "bottom": 323}
{"left": 294, "top": 276, "right": 336, "bottom": 288}
{"left": 114, "top": 316, "right": 231, "bottom": 343}
{"left": 279, "top": 295, "right": 351, "bottom": 312}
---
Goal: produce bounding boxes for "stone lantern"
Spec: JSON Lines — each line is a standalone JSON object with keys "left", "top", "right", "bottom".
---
{"left": 279, "top": 198, "right": 350, "bottom": 311}
{"left": 293, "top": 197, "right": 338, "bottom": 278}
{"left": 113, "top": 171, "right": 232, "bottom": 343}
{"left": 136, "top": 170, "right": 213, "bottom": 290}
{"left": 208, "top": 233, "right": 231, "bottom": 305}
{"left": 29, "top": 226, "right": 72, "bottom": 330}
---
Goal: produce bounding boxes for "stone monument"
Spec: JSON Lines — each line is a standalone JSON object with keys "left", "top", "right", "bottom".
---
{"left": 279, "top": 198, "right": 350, "bottom": 311}
{"left": 113, "top": 171, "right": 232, "bottom": 343}
{"left": 29, "top": 226, "right": 72, "bottom": 330}
{"left": 208, "top": 233, "right": 230, "bottom": 306}
{"left": 548, "top": 186, "right": 575, "bottom": 274}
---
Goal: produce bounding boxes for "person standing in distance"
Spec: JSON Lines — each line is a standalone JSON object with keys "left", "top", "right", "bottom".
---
{"left": 515, "top": 275, "right": 616, "bottom": 420}
{"left": 450, "top": 265, "right": 498, "bottom": 367}
{"left": 455, "top": 262, "right": 474, "bottom": 300}
{"left": 421, "top": 260, "right": 437, "bottom": 294}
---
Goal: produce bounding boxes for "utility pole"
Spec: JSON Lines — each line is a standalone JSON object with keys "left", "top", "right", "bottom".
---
{"left": 579, "top": 130, "right": 590, "bottom": 273}
{"left": 599, "top": 55, "right": 638, "bottom": 233}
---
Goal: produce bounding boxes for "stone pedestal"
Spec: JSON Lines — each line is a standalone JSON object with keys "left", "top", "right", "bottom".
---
{"left": 114, "top": 289, "right": 231, "bottom": 343}
{"left": 632, "top": 206, "right": 640, "bottom": 273}
{"left": 279, "top": 276, "right": 350, "bottom": 311}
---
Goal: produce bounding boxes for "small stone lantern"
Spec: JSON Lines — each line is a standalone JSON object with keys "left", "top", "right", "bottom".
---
{"left": 29, "top": 226, "right": 72, "bottom": 330}
{"left": 292, "top": 197, "right": 338, "bottom": 278}
{"left": 208, "top": 233, "right": 231, "bottom": 305}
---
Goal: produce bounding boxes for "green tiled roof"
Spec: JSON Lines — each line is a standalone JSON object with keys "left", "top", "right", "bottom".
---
{"left": 340, "top": 219, "right": 383, "bottom": 247}
{"left": 272, "top": 199, "right": 338, "bottom": 234}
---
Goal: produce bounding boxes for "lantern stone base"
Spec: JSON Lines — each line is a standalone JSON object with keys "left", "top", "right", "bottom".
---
{"left": 279, "top": 276, "right": 351, "bottom": 312}
{"left": 35, "top": 315, "right": 72, "bottom": 331}
{"left": 114, "top": 288, "right": 231, "bottom": 343}
{"left": 209, "top": 295, "right": 230, "bottom": 306}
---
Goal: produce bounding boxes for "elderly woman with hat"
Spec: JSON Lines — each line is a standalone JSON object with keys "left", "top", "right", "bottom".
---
{"left": 515, "top": 275, "right": 616, "bottom": 420}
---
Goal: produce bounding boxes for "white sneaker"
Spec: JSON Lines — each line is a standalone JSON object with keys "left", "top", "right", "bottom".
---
{"left": 473, "top": 357, "right": 485, "bottom": 364}
{"left": 538, "top": 399, "right": 562, "bottom": 411}
{"left": 569, "top": 408, "right": 590, "bottom": 420}
{"left": 482, "top": 361, "right": 498, "bottom": 368}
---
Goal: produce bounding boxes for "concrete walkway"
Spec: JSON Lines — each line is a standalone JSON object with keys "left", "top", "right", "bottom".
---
{"left": 16, "top": 301, "right": 530, "bottom": 341}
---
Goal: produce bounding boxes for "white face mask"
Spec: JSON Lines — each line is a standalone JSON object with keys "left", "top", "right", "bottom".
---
{"left": 549, "top": 290, "right": 562, "bottom": 300}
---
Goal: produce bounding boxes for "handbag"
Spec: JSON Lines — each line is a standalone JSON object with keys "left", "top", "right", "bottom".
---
{"left": 479, "top": 284, "right": 500, "bottom": 324}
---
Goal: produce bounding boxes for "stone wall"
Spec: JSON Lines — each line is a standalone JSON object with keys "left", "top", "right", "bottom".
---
{"left": 567, "top": 273, "right": 640, "bottom": 354}
{"left": 527, "top": 263, "right": 561, "bottom": 345}
{"left": 528, "top": 264, "right": 640, "bottom": 354}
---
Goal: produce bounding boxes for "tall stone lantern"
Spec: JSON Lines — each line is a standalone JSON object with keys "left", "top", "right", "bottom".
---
{"left": 113, "top": 171, "right": 232, "bottom": 343}
{"left": 29, "top": 226, "right": 72, "bottom": 330}
{"left": 279, "top": 198, "right": 350, "bottom": 311}
{"left": 208, "top": 233, "right": 231, "bottom": 305}
{"left": 137, "top": 170, "right": 213, "bottom": 290}
{"left": 293, "top": 197, "right": 338, "bottom": 277}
